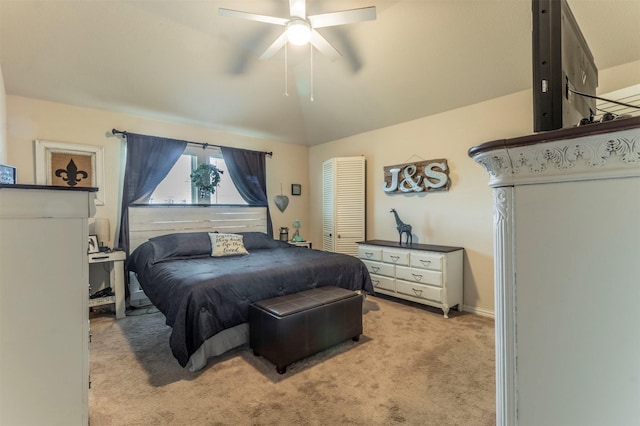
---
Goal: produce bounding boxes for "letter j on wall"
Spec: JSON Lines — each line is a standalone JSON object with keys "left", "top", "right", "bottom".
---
{"left": 382, "top": 159, "right": 451, "bottom": 193}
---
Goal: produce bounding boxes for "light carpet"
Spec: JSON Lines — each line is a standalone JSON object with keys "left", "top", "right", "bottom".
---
{"left": 89, "top": 295, "right": 495, "bottom": 425}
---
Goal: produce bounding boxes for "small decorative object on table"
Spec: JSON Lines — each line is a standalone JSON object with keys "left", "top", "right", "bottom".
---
{"left": 88, "top": 235, "right": 100, "bottom": 254}
{"left": 0, "top": 164, "right": 17, "bottom": 184}
{"left": 292, "top": 219, "right": 303, "bottom": 242}
{"left": 279, "top": 227, "right": 289, "bottom": 241}
{"left": 390, "top": 208, "right": 412, "bottom": 245}
{"left": 94, "top": 217, "right": 111, "bottom": 252}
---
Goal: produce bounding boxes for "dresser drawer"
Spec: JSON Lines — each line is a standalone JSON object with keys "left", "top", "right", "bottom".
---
{"left": 382, "top": 249, "right": 409, "bottom": 266}
{"left": 396, "top": 279, "right": 441, "bottom": 302}
{"left": 396, "top": 265, "right": 442, "bottom": 286}
{"left": 369, "top": 274, "right": 395, "bottom": 292}
{"left": 358, "top": 246, "right": 382, "bottom": 261}
{"left": 362, "top": 260, "right": 395, "bottom": 277}
{"left": 410, "top": 252, "right": 443, "bottom": 271}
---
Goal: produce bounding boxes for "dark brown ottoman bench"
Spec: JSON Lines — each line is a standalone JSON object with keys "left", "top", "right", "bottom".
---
{"left": 249, "top": 286, "right": 363, "bottom": 374}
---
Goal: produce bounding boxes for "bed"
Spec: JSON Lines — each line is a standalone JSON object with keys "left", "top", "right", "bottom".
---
{"left": 128, "top": 228, "right": 374, "bottom": 371}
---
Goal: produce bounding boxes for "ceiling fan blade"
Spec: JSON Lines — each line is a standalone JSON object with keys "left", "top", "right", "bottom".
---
{"left": 259, "top": 31, "right": 289, "bottom": 60}
{"left": 308, "top": 7, "right": 376, "bottom": 29}
{"left": 289, "top": 0, "right": 306, "bottom": 19}
{"left": 219, "top": 8, "right": 288, "bottom": 26}
{"left": 309, "top": 30, "right": 342, "bottom": 61}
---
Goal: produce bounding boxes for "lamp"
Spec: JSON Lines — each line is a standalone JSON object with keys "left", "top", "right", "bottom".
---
{"left": 286, "top": 19, "right": 311, "bottom": 46}
{"left": 94, "top": 217, "right": 110, "bottom": 250}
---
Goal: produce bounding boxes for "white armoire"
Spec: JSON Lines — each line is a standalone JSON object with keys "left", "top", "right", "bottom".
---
{"left": 469, "top": 117, "right": 640, "bottom": 426}
{"left": 322, "top": 156, "right": 365, "bottom": 256}
{"left": 0, "top": 185, "right": 96, "bottom": 425}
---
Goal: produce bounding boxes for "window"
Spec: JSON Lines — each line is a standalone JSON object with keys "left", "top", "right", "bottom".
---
{"left": 145, "top": 146, "right": 247, "bottom": 205}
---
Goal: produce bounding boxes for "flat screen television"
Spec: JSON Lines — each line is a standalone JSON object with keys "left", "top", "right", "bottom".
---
{"left": 532, "top": 0, "right": 598, "bottom": 132}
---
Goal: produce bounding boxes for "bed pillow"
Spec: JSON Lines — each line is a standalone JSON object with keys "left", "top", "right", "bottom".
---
{"left": 209, "top": 233, "right": 249, "bottom": 257}
{"left": 148, "top": 232, "right": 212, "bottom": 263}
{"left": 239, "top": 232, "right": 291, "bottom": 250}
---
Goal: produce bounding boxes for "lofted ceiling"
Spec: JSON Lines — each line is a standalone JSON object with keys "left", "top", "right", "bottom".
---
{"left": 1, "top": 0, "right": 639, "bottom": 146}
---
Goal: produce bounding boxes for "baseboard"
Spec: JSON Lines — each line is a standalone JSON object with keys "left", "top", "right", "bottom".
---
{"left": 462, "top": 304, "right": 495, "bottom": 319}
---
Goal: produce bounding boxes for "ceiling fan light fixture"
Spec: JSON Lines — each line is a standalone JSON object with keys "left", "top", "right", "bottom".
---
{"left": 286, "top": 20, "right": 311, "bottom": 46}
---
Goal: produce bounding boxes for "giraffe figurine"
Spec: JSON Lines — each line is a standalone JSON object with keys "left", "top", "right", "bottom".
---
{"left": 390, "top": 209, "right": 412, "bottom": 245}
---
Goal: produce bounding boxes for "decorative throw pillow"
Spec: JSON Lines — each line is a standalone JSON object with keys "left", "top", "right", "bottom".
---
{"left": 148, "top": 232, "right": 212, "bottom": 264}
{"left": 238, "top": 232, "right": 291, "bottom": 250}
{"left": 208, "top": 233, "right": 249, "bottom": 257}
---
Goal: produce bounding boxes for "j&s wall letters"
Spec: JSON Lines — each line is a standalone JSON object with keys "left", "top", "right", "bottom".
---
{"left": 382, "top": 159, "right": 451, "bottom": 193}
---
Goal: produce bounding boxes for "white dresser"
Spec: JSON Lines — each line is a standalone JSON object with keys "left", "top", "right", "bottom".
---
{"left": 0, "top": 184, "right": 96, "bottom": 425}
{"left": 357, "top": 240, "right": 464, "bottom": 318}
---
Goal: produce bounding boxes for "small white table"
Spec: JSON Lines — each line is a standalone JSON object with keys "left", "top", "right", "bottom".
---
{"left": 289, "top": 240, "right": 312, "bottom": 249}
{"left": 88, "top": 251, "right": 126, "bottom": 319}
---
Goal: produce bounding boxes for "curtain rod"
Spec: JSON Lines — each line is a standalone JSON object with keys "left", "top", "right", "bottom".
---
{"left": 111, "top": 128, "right": 273, "bottom": 157}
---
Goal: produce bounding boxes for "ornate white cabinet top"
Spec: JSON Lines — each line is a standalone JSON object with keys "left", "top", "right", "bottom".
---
{"left": 468, "top": 116, "right": 640, "bottom": 187}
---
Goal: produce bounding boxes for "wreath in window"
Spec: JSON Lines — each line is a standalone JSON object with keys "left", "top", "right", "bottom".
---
{"left": 190, "top": 163, "right": 224, "bottom": 198}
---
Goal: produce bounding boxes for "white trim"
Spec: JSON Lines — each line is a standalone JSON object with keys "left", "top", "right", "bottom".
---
{"left": 493, "top": 187, "right": 518, "bottom": 426}
{"left": 461, "top": 305, "right": 494, "bottom": 319}
{"left": 34, "top": 140, "right": 105, "bottom": 205}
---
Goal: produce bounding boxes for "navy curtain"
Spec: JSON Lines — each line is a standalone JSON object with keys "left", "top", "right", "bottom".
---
{"left": 118, "top": 133, "right": 187, "bottom": 256}
{"left": 220, "top": 146, "right": 273, "bottom": 236}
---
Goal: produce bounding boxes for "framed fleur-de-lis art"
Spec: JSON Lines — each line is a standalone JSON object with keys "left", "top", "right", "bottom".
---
{"left": 35, "top": 140, "right": 105, "bottom": 205}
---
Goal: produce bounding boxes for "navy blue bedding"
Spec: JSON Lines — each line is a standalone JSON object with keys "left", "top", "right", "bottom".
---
{"left": 128, "top": 232, "right": 374, "bottom": 367}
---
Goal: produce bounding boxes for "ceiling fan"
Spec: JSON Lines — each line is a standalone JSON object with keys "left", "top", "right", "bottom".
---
{"left": 219, "top": 0, "right": 376, "bottom": 61}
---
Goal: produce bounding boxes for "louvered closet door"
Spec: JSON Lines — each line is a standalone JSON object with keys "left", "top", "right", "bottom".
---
{"left": 335, "top": 157, "right": 365, "bottom": 256}
{"left": 322, "top": 156, "right": 365, "bottom": 256}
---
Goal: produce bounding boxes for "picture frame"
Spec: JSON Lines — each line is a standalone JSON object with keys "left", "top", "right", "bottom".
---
{"left": 88, "top": 235, "right": 99, "bottom": 254}
{"left": 0, "top": 164, "right": 17, "bottom": 184}
{"left": 34, "top": 140, "right": 105, "bottom": 205}
{"left": 291, "top": 183, "right": 301, "bottom": 196}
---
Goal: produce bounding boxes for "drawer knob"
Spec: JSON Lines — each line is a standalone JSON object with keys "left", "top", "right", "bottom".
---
{"left": 412, "top": 288, "right": 423, "bottom": 296}
{"left": 412, "top": 273, "right": 423, "bottom": 281}
{"left": 372, "top": 266, "right": 380, "bottom": 272}
{"left": 372, "top": 279, "right": 380, "bottom": 287}
{"left": 420, "top": 260, "right": 431, "bottom": 266}
{"left": 365, "top": 252, "right": 374, "bottom": 258}
{"left": 390, "top": 255, "right": 399, "bottom": 262}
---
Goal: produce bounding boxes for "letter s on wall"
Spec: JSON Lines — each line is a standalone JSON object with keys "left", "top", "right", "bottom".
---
{"left": 423, "top": 162, "right": 449, "bottom": 189}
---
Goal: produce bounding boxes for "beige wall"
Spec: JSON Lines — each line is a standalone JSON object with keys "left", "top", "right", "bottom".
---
{"left": 309, "top": 59, "right": 640, "bottom": 316}
{"left": 5, "top": 60, "right": 638, "bottom": 315}
{"left": 6, "top": 96, "right": 310, "bottom": 246}
{"left": 597, "top": 60, "right": 640, "bottom": 95}
{"left": 308, "top": 92, "right": 531, "bottom": 316}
